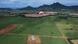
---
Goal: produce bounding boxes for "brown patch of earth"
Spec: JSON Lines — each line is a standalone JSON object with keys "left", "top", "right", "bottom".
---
{"left": 0, "top": 24, "right": 16, "bottom": 35}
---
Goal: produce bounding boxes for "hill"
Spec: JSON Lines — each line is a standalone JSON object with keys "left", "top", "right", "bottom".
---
{"left": 18, "top": 2, "right": 78, "bottom": 11}
{"left": 0, "top": 2, "right": 78, "bottom": 11}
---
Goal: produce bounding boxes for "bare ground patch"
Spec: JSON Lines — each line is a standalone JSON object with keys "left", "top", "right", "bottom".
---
{"left": 0, "top": 24, "right": 16, "bottom": 35}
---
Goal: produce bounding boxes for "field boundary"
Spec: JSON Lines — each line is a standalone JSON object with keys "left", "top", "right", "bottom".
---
{"left": 4, "top": 33, "right": 76, "bottom": 39}
{"left": 56, "top": 24, "right": 70, "bottom": 44}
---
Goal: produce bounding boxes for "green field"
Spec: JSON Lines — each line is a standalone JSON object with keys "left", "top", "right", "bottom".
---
{"left": 0, "top": 16, "right": 78, "bottom": 44}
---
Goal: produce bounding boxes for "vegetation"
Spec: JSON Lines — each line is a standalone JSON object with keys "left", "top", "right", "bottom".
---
{"left": 0, "top": 2, "right": 78, "bottom": 15}
{"left": 0, "top": 15, "right": 78, "bottom": 44}
{"left": 0, "top": 2, "right": 78, "bottom": 44}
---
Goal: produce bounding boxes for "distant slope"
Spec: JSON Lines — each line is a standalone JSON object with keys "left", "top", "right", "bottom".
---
{"left": 18, "top": 2, "right": 78, "bottom": 11}
{"left": 0, "top": 8, "right": 12, "bottom": 11}
{"left": 0, "top": 2, "right": 78, "bottom": 11}
{"left": 18, "top": 6, "right": 36, "bottom": 10}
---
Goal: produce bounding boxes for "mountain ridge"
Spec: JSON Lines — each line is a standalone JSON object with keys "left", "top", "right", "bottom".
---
{"left": 0, "top": 2, "right": 78, "bottom": 10}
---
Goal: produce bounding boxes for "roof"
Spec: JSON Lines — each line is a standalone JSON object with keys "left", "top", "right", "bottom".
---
{"left": 71, "top": 40, "right": 78, "bottom": 44}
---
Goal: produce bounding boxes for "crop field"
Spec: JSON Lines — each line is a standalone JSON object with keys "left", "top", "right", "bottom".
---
{"left": 0, "top": 16, "right": 78, "bottom": 44}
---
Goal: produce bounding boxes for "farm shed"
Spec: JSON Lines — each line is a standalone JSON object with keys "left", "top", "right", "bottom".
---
{"left": 71, "top": 40, "right": 78, "bottom": 44}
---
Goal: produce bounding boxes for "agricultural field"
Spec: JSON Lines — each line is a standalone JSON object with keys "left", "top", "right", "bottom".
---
{"left": 0, "top": 16, "right": 78, "bottom": 44}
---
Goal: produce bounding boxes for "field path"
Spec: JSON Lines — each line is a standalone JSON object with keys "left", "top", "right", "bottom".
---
{"left": 6, "top": 33, "right": 71, "bottom": 39}
{"left": 56, "top": 23, "right": 70, "bottom": 44}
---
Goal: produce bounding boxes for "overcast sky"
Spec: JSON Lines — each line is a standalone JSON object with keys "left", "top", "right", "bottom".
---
{"left": 0, "top": 0, "right": 78, "bottom": 8}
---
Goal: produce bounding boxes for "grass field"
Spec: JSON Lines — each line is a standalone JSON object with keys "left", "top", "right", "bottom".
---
{"left": 0, "top": 16, "right": 78, "bottom": 44}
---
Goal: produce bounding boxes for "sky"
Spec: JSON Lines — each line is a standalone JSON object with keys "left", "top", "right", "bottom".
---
{"left": 0, "top": 0, "right": 78, "bottom": 8}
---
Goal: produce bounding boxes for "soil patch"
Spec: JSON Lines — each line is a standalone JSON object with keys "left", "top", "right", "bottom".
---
{"left": 0, "top": 24, "right": 16, "bottom": 35}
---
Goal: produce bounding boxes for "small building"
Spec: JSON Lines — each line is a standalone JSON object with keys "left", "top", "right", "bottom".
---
{"left": 38, "top": 11, "right": 44, "bottom": 15}
{"left": 27, "top": 35, "right": 41, "bottom": 44}
{"left": 71, "top": 40, "right": 78, "bottom": 44}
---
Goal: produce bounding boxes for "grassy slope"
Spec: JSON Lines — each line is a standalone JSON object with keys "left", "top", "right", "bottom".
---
{"left": 1, "top": 16, "right": 78, "bottom": 44}
{"left": 0, "top": 16, "right": 62, "bottom": 44}
{"left": 41, "top": 37, "right": 67, "bottom": 44}
{"left": 55, "top": 18, "right": 78, "bottom": 39}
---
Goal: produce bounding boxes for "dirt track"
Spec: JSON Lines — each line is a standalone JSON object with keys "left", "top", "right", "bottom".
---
{"left": 0, "top": 24, "right": 16, "bottom": 35}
